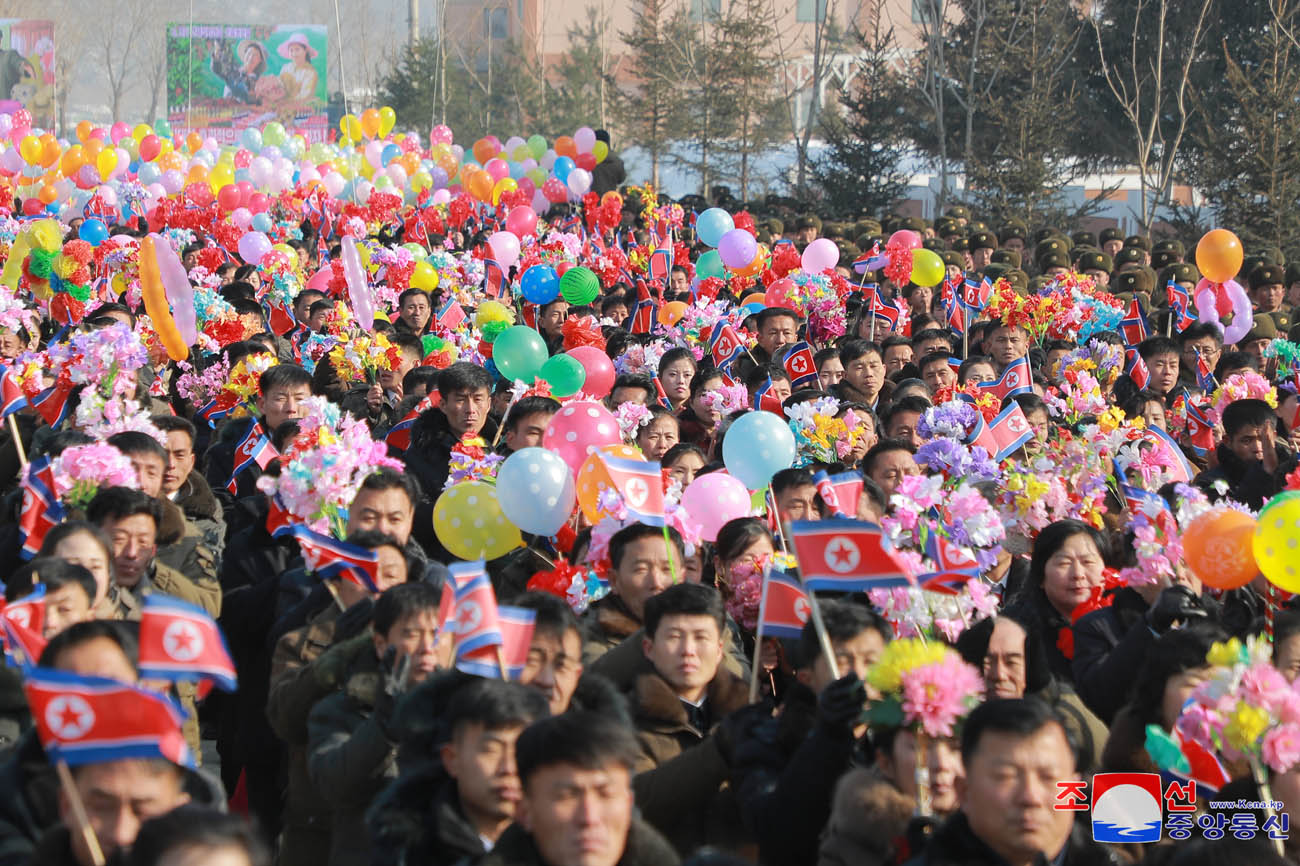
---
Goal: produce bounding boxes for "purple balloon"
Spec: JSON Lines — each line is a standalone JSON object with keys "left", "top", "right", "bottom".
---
{"left": 236, "top": 230, "right": 272, "bottom": 266}
{"left": 801, "top": 237, "right": 840, "bottom": 274}
{"left": 717, "top": 228, "right": 757, "bottom": 269}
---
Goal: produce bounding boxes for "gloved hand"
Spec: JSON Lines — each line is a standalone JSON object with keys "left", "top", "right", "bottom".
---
{"left": 712, "top": 704, "right": 769, "bottom": 767}
{"left": 374, "top": 646, "right": 411, "bottom": 743}
{"left": 1146, "top": 585, "right": 1209, "bottom": 634}
{"left": 310, "top": 632, "right": 373, "bottom": 692}
{"left": 816, "top": 673, "right": 867, "bottom": 740}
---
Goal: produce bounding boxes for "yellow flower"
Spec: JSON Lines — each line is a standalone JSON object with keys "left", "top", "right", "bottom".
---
{"left": 1207, "top": 638, "right": 1243, "bottom": 668}
{"left": 867, "top": 638, "right": 949, "bottom": 695}
{"left": 1225, "top": 703, "right": 1270, "bottom": 752}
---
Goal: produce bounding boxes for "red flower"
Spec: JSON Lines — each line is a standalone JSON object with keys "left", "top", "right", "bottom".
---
{"left": 1287, "top": 466, "right": 1300, "bottom": 491}
{"left": 1056, "top": 626, "right": 1074, "bottom": 660}
{"left": 562, "top": 315, "right": 606, "bottom": 351}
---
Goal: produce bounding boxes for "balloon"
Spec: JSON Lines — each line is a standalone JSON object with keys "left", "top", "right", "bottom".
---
{"left": 801, "top": 237, "right": 839, "bottom": 273}
{"left": 696, "top": 208, "right": 735, "bottom": 247}
{"left": 360, "top": 108, "right": 381, "bottom": 139}
{"left": 576, "top": 445, "right": 648, "bottom": 522}
{"left": 574, "top": 127, "right": 597, "bottom": 153}
{"left": 1184, "top": 507, "right": 1257, "bottom": 589}
{"left": 592, "top": 140, "right": 608, "bottom": 163}
{"left": 411, "top": 260, "right": 439, "bottom": 291}
{"left": 552, "top": 155, "right": 575, "bottom": 182}
{"left": 96, "top": 149, "right": 116, "bottom": 180}
{"left": 910, "top": 248, "right": 946, "bottom": 287}
{"left": 543, "top": 400, "right": 623, "bottom": 476}
{"left": 251, "top": 212, "right": 272, "bottom": 233}
{"left": 138, "top": 236, "right": 188, "bottom": 361}
{"left": 733, "top": 243, "right": 768, "bottom": 278}
{"left": 568, "top": 345, "right": 614, "bottom": 397}
{"left": 433, "top": 481, "right": 521, "bottom": 561}
{"left": 888, "top": 229, "right": 923, "bottom": 251}
{"left": 526, "top": 134, "right": 547, "bottom": 159}
{"left": 493, "top": 325, "right": 549, "bottom": 381}
{"left": 566, "top": 168, "right": 592, "bottom": 196}
{"left": 722, "top": 410, "right": 796, "bottom": 489}
{"left": 235, "top": 230, "right": 270, "bottom": 266}
{"left": 139, "top": 134, "right": 161, "bottom": 162}
{"left": 1255, "top": 491, "right": 1300, "bottom": 592}
{"left": 340, "top": 235, "right": 375, "bottom": 331}
{"left": 78, "top": 218, "right": 108, "bottom": 247}
{"left": 1196, "top": 229, "right": 1244, "bottom": 283}
{"left": 496, "top": 447, "right": 577, "bottom": 536}
{"left": 717, "top": 228, "right": 758, "bottom": 269}
{"left": 520, "top": 264, "right": 559, "bottom": 304}
{"left": 681, "top": 472, "right": 753, "bottom": 542}
{"left": 487, "top": 230, "right": 521, "bottom": 269}
{"left": 559, "top": 266, "right": 599, "bottom": 304}
{"left": 696, "top": 250, "right": 726, "bottom": 281}
{"left": 378, "top": 106, "right": 396, "bottom": 138}
{"left": 540, "top": 353, "right": 586, "bottom": 397}
{"left": 505, "top": 205, "right": 537, "bottom": 237}
{"left": 1195, "top": 279, "right": 1253, "bottom": 345}
{"left": 658, "top": 301, "right": 687, "bottom": 326}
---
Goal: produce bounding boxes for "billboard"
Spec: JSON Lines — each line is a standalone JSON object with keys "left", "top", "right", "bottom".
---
{"left": 0, "top": 20, "right": 55, "bottom": 130}
{"left": 166, "top": 23, "right": 328, "bottom": 143}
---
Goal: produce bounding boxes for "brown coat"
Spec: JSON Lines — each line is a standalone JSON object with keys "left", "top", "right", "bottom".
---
{"left": 582, "top": 593, "right": 641, "bottom": 665}
{"left": 628, "top": 660, "right": 753, "bottom": 856}
{"left": 818, "top": 768, "right": 914, "bottom": 866}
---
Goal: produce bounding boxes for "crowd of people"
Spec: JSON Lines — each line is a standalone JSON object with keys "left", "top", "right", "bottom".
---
{"left": 0, "top": 115, "right": 1298, "bottom": 866}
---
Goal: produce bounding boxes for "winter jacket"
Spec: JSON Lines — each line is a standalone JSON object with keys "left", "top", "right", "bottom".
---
{"left": 203, "top": 415, "right": 267, "bottom": 520}
{"left": 479, "top": 817, "right": 679, "bottom": 866}
{"left": 367, "top": 764, "right": 487, "bottom": 866}
{"left": 582, "top": 594, "right": 641, "bottom": 665}
{"left": 904, "top": 810, "right": 1119, "bottom": 866}
{"left": 817, "top": 768, "right": 915, "bottom": 866}
{"left": 152, "top": 498, "right": 221, "bottom": 616}
{"left": 172, "top": 470, "right": 227, "bottom": 568}
{"left": 1196, "top": 441, "right": 1295, "bottom": 511}
{"left": 589, "top": 619, "right": 750, "bottom": 688}
{"left": 1070, "top": 588, "right": 1155, "bottom": 725}
{"left": 0, "top": 733, "right": 58, "bottom": 866}
{"left": 1003, "top": 588, "right": 1074, "bottom": 686}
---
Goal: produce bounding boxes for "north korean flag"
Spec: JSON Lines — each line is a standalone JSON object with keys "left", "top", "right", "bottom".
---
{"left": 977, "top": 356, "right": 1032, "bottom": 400}
{"left": 1166, "top": 280, "right": 1196, "bottom": 333}
{"left": 19, "top": 456, "right": 64, "bottom": 560}
{"left": 709, "top": 322, "right": 745, "bottom": 371}
{"left": 227, "top": 421, "right": 276, "bottom": 495}
{"left": 483, "top": 259, "right": 506, "bottom": 298}
{"left": 650, "top": 373, "right": 673, "bottom": 409}
{"left": 600, "top": 454, "right": 666, "bottom": 526}
{"left": 918, "top": 534, "right": 980, "bottom": 594}
{"left": 1119, "top": 479, "right": 1179, "bottom": 540}
{"left": 293, "top": 526, "right": 380, "bottom": 592}
{"left": 649, "top": 246, "right": 673, "bottom": 283}
{"left": 264, "top": 495, "right": 296, "bottom": 539}
{"left": 1, "top": 586, "right": 47, "bottom": 666}
{"left": 964, "top": 276, "right": 993, "bottom": 311}
{"left": 813, "top": 469, "right": 863, "bottom": 519}
{"left": 29, "top": 380, "right": 73, "bottom": 428}
{"left": 1166, "top": 728, "right": 1232, "bottom": 793}
{"left": 757, "top": 572, "right": 811, "bottom": 639}
{"left": 1141, "top": 426, "right": 1196, "bottom": 484}
{"left": 859, "top": 283, "right": 879, "bottom": 314}
{"left": 1126, "top": 349, "right": 1151, "bottom": 390}
{"left": 138, "top": 595, "right": 238, "bottom": 693}
{"left": 23, "top": 669, "right": 195, "bottom": 769}
{"left": 752, "top": 377, "right": 785, "bottom": 416}
{"left": 946, "top": 298, "right": 967, "bottom": 337}
{"left": 436, "top": 297, "right": 467, "bottom": 331}
{"left": 0, "top": 366, "right": 26, "bottom": 418}
{"left": 448, "top": 561, "right": 504, "bottom": 657}
{"left": 268, "top": 301, "right": 297, "bottom": 337}
{"left": 790, "top": 519, "right": 915, "bottom": 592}
{"left": 456, "top": 606, "right": 536, "bottom": 680}
{"left": 1194, "top": 350, "right": 1217, "bottom": 393}
{"left": 987, "top": 403, "right": 1035, "bottom": 461}
{"left": 385, "top": 394, "right": 435, "bottom": 454}
{"left": 1182, "top": 390, "right": 1216, "bottom": 455}
{"left": 1120, "top": 297, "right": 1150, "bottom": 347}
{"left": 872, "top": 297, "right": 903, "bottom": 335}
{"left": 628, "top": 298, "right": 658, "bottom": 335}
{"left": 782, "top": 342, "right": 818, "bottom": 390}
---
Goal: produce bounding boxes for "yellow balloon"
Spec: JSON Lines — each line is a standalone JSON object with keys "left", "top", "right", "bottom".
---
{"left": 474, "top": 300, "right": 514, "bottom": 330}
{"left": 378, "top": 106, "right": 396, "bottom": 139}
{"left": 1254, "top": 491, "right": 1300, "bottom": 592}
{"left": 96, "top": 149, "right": 117, "bottom": 179}
{"left": 340, "top": 114, "right": 362, "bottom": 141}
{"left": 411, "top": 261, "right": 439, "bottom": 291}
{"left": 209, "top": 163, "right": 234, "bottom": 188}
{"left": 432, "top": 482, "right": 521, "bottom": 561}
{"left": 492, "top": 176, "right": 517, "bottom": 205}
{"left": 593, "top": 140, "right": 609, "bottom": 164}
{"left": 132, "top": 124, "right": 152, "bottom": 142}
{"left": 19, "top": 135, "right": 41, "bottom": 164}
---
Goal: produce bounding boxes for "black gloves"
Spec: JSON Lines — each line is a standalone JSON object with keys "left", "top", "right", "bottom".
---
{"left": 816, "top": 673, "right": 868, "bottom": 740}
{"left": 374, "top": 647, "right": 412, "bottom": 743}
{"left": 1147, "top": 585, "right": 1209, "bottom": 634}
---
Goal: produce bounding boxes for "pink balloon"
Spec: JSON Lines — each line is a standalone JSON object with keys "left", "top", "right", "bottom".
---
{"left": 888, "top": 229, "right": 922, "bottom": 250}
{"left": 341, "top": 235, "right": 375, "bottom": 331}
{"left": 230, "top": 207, "right": 252, "bottom": 229}
{"left": 505, "top": 205, "right": 538, "bottom": 237}
{"left": 487, "top": 230, "right": 520, "bottom": 269}
{"left": 801, "top": 237, "right": 839, "bottom": 274}
{"left": 1220, "top": 279, "right": 1254, "bottom": 345}
{"left": 542, "top": 400, "right": 622, "bottom": 476}
{"left": 305, "top": 267, "right": 332, "bottom": 291}
{"left": 681, "top": 472, "right": 752, "bottom": 542}
{"left": 150, "top": 232, "right": 197, "bottom": 345}
{"left": 567, "top": 346, "right": 614, "bottom": 397}
{"left": 484, "top": 158, "right": 509, "bottom": 182}
{"left": 109, "top": 122, "right": 129, "bottom": 144}
{"left": 430, "top": 124, "right": 453, "bottom": 146}
{"left": 574, "top": 126, "right": 596, "bottom": 153}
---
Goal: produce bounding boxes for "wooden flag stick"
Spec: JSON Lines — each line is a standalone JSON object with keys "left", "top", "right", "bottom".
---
{"left": 748, "top": 574, "right": 769, "bottom": 704}
{"left": 771, "top": 499, "right": 839, "bottom": 681}
{"left": 55, "top": 760, "right": 106, "bottom": 866}
{"left": 497, "top": 646, "right": 511, "bottom": 681}
{"left": 7, "top": 415, "right": 26, "bottom": 467}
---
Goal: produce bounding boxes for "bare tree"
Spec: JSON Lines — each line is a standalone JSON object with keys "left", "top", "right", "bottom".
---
{"left": 767, "top": 0, "right": 841, "bottom": 195}
{"left": 91, "top": 0, "right": 153, "bottom": 120}
{"left": 1091, "top": 0, "right": 1213, "bottom": 233}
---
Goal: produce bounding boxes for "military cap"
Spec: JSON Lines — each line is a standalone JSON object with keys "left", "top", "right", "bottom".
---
{"left": 1250, "top": 264, "right": 1287, "bottom": 291}
{"left": 1244, "top": 313, "right": 1279, "bottom": 343}
{"left": 1077, "top": 250, "right": 1114, "bottom": 274}
{"left": 934, "top": 216, "right": 960, "bottom": 237}
{"left": 946, "top": 205, "right": 971, "bottom": 221}
{"left": 1029, "top": 275, "right": 1053, "bottom": 293}
{"left": 822, "top": 222, "right": 845, "bottom": 240}
{"left": 1241, "top": 254, "right": 1271, "bottom": 277}
{"left": 765, "top": 218, "right": 784, "bottom": 236}
{"left": 982, "top": 262, "right": 1011, "bottom": 281}
{"left": 855, "top": 219, "right": 882, "bottom": 237}
{"left": 837, "top": 241, "right": 860, "bottom": 263}
{"left": 1072, "top": 231, "right": 1098, "bottom": 249}
{"left": 968, "top": 220, "right": 990, "bottom": 234}
{"left": 1265, "top": 247, "right": 1287, "bottom": 267}
{"left": 756, "top": 228, "right": 772, "bottom": 246}
{"left": 794, "top": 214, "right": 822, "bottom": 231}
{"left": 923, "top": 237, "right": 946, "bottom": 253}
{"left": 1032, "top": 227, "right": 1060, "bottom": 246}
{"left": 1151, "top": 249, "right": 1180, "bottom": 270}
{"left": 1004, "top": 269, "right": 1030, "bottom": 293}
{"left": 1285, "top": 263, "right": 1300, "bottom": 286}
{"left": 1115, "top": 247, "right": 1146, "bottom": 268}
{"left": 969, "top": 230, "right": 997, "bottom": 251}
{"left": 1099, "top": 227, "right": 1124, "bottom": 244}
{"left": 1161, "top": 263, "right": 1199, "bottom": 285}
{"left": 1124, "top": 235, "right": 1152, "bottom": 252}
{"left": 999, "top": 222, "right": 1028, "bottom": 244}
{"left": 1112, "top": 269, "right": 1155, "bottom": 295}
{"left": 1153, "top": 239, "right": 1185, "bottom": 258}
{"left": 990, "top": 249, "right": 1022, "bottom": 269}
{"left": 949, "top": 237, "right": 970, "bottom": 253}
{"left": 1034, "top": 237, "right": 1068, "bottom": 264}
{"left": 1038, "top": 251, "right": 1071, "bottom": 272}
{"left": 941, "top": 250, "right": 965, "bottom": 270}
{"left": 1269, "top": 310, "right": 1293, "bottom": 331}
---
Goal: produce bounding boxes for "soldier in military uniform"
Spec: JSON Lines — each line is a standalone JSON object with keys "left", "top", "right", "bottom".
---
{"left": 1248, "top": 264, "right": 1293, "bottom": 332}
{"left": 970, "top": 230, "right": 997, "bottom": 270}
{"left": 793, "top": 214, "right": 821, "bottom": 248}
{"left": 999, "top": 220, "right": 1028, "bottom": 254}
{"left": 1099, "top": 227, "right": 1124, "bottom": 259}
{"left": 1077, "top": 251, "right": 1113, "bottom": 287}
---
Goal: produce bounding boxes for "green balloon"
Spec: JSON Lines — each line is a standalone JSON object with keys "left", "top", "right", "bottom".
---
{"left": 493, "top": 326, "right": 549, "bottom": 382}
{"left": 527, "top": 134, "right": 548, "bottom": 160}
{"left": 540, "top": 353, "right": 586, "bottom": 397}
{"left": 154, "top": 119, "right": 171, "bottom": 138}
{"left": 560, "top": 266, "right": 600, "bottom": 305}
{"left": 696, "top": 250, "right": 725, "bottom": 281}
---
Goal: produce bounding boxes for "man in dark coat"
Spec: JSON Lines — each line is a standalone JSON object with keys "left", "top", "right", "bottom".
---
{"left": 1195, "top": 398, "right": 1295, "bottom": 510}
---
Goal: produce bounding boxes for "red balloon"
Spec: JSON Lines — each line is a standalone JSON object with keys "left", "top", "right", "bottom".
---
{"left": 568, "top": 346, "right": 615, "bottom": 397}
{"left": 888, "top": 229, "right": 922, "bottom": 251}
{"left": 185, "top": 182, "right": 213, "bottom": 206}
{"left": 248, "top": 192, "right": 269, "bottom": 213}
{"left": 556, "top": 261, "right": 574, "bottom": 277}
{"left": 11, "top": 109, "right": 31, "bottom": 130}
{"left": 575, "top": 153, "right": 597, "bottom": 172}
{"left": 139, "top": 134, "right": 162, "bottom": 162}
{"left": 216, "top": 185, "right": 241, "bottom": 211}
{"left": 543, "top": 178, "right": 568, "bottom": 203}
{"left": 21, "top": 197, "right": 41, "bottom": 215}
{"left": 765, "top": 278, "right": 796, "bottom": 309}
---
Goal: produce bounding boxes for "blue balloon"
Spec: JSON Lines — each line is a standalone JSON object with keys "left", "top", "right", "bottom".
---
{"left": 381, "top": 143, "right": 401, "bottom": 166}
{"left": 495, "top": 447, "right": 577, "bottom": 536}
{"left": 508, "top": 160, "right": 524, "bottom": 179}
{"left": 553, "top": 156, "right": 575, "bottom": 183}
{"left": 740, "top": 301, "right": 764, "bottom": 317}
{"left": 240, "top": 127, "right": 262, "bottom": 151}
{"left": 722, "top": 410, "right": 797, "bottom": 490}
{"left": 79, "top": 218, "right": 108, "bottom": 247}
{"left": 520, "top": 264, "right": 559, "bottom": 304}
{"left": 138, "top": 163, "right": 161, "bottom": 185}
{"left": 251, "top": 212, "right": 272, "bottom": 232}
{"left": 695, "top": 207, "right": 735, "bottom": 247}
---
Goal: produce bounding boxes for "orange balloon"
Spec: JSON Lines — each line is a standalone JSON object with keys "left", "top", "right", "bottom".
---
{"left": 60, "top": 145, "right": 85, "bottom": 177}
{"left": 75, "top": 120, "right": 92, "bottom": 144}
{"left": 139, "top": 236, "right": 189, "bottom": 362}
{"left": 554, "top": 136, "right": 577, "bottom": 159}
{"left": 468, "top": 171, "right": 494, "bottom": 203}
{"left": 741, "top": 292, "right": 766, "bottom": 307}
{"left": 360, "top": 108, "right": 381, "bottom": 139}
{"left": 1183, "top": 507, "right": 1258, "bottom": 589}
{"left": 186, "top": 164, "right": 209, "bottom": 185}
{"left": 158, "top": 151, "right": 185, "bottom": 172}
{"left": 600, "top": 191, "right": 623, "bottom": 210}
{"left": 576, "top": 444, "right": 647, "bottom": 522}
{"left": 1195, "top": 229, "right": 1244, "bottom": 284}
{"left": 186, "top": 132, "right": 202, "bottom": 153}
{"left": 40, "top": 139, "right": 60, "bottom": 168}
{"left": 471, "top": 138, "right": 496, "bottom": 165}
{"left": 658, "top": 300, "right": 688, "bottom": 326}
{"left": 733, "top": 243, "right": 769, "bottom": 278}
{"left": 37, "top": 183, "right": 57, "bottom": 205}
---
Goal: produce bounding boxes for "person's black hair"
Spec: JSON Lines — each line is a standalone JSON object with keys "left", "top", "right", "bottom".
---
{"left": 219, "top": 282, "right": 256, "bottom": 303}
{"left": 813, "top": 347, "right": 840, "bottom": 368}
{"left": 956, "top": 355, "right": 996, "bottom": 384}
{"left": 515, "top": 711, "right": 639, "bottom": 788}
{"left": 1137, "top": 335, "right": 1180, "bottom": 361}
{"left": 839, "top": 339, "right": 882, "bottom": 366}
{"left": 1215, "top": 350, "right": 1259, "bottom": 379}
{"left": 796, "top": 599, "right": 891, "bottom": 670}
{"left": 438, "top": 361, "right": 494, "bottom": 397}
{"left": 1009, "top": 392, "right": 1048, "bottom": 416}
{"left": 911, "top": 328, "right": 952, "bottom": 352}
{"left": 445, "top": 677, "right": 549, "bottom": 740}
{"left": 270, "top": 420, "right": 300, "bottom": 454}
{"left": 39, "top": 521, "right": 115, "bottom": 580}
{"left": 91, "top": 302, "right": 134, "bottom": 326}
{"left": 510, "top": 590, "right": 581, "bottom": 641}
{"left": 1119, "top": 388, "right": 1166, "bottom": 421}
{"left": 1043, "top": 338, "right": 1075, "bottom": 355}
{"left": 862, "top": 438, "right": 915, "bottom": 474}
{"left": 233, "top": 264, "right": 258, "bottom": 283}
{"left": 39, "top": 619, "right": 139, "bottom": 669}
{"left": 955, "top": 613, "right": 1051, "bottom": 695}
{"left": 373, "top": 581, "right": 441, "bottom": 636}
{"left": 638, "top": 404, "right": 677, "bottom": 428}
{"left": 401, "top": 365, "right": 440, "bottom": 396}
{"left": 150, "top": 414, "right": 196, "bottom": 445}
{"left": 1027, "top": 519, "right": 1107, "bottom": 589}
{"left": 687, "top": 368, "right": 725, "bottom": 401}
{"left": 295, "top": 287, "right": 326, "bottom": 307}
{"left": 916, "top": 353, "right": 955, "bottom": 375}
{"left": 662, "top": 442, "right": 706, "bottom": 469}
{"left": 106, "top": 431, "right": 167, "bottom": 464}
{"left": 743, "top": 363, "right": 781, "bottom": 390}
{"left": 1177, "top": 322, "right": 1224, "bottom": 348}
{"left": 643, "top": 582, "right": 725, "bottom": 638}
{"left": 86, "top": 486, "right": 162, "bottom": 528}
{"left": 128, "top": 805, "right": 271, "bottom": 866}
{"left": 712, "top": 517, "right": 773, "bottom": 567}
{"left": 754, "top": 306, "right": 801, "bottom": 330}
{"left": 1223, "top": 399, "right": 1277, "bottom": 437}
{"left": 390, "top": 333, "right": 423, "bottom": 357}
{"left": 985, "top": 317, "right": 1028, "bottom": 336}
{"left": 770, "top": 466, "right": 817, "bottom": 500}
{"left": 6, "top": 558, "right": 96, "bottom": 607}
{"left": 398, "top": 287, "right": 429, "bottom": 307}
{"left": 658, "top": 346, "right": 698, "bottom": 377}
{"left": 610, "top": 373, "right": 656, "bottom": 402}
{"left": 1129, "top": 625, "right": 1226, "bottom": 728}
{"left": 259, "top": 364, "right": 312, "bottom": 395}
{"left": 504, "top": 396, "right": 561, "bottom": 433}
{"left": 880, "top": 334, "right": 912, "bottom": 352}
{"left": 860, "top": 476, "right": 887, "bottom": 513}
{"left": 229, "top": 297, "right": 266, "bottom": 320}
{"left": 308, "top": 298, "right": 333, "bottom": 317}
{"left": 960, "top": 697, "right": 1071, "bottom": 765}
{"left": 882, "top": 395, "right": 930, "bottom": 429}
{"left": 608, "top": 523, "right": 684, "bottom": 571}
{"left": 358, "top": 468, "right": 422, "bottom": 509}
